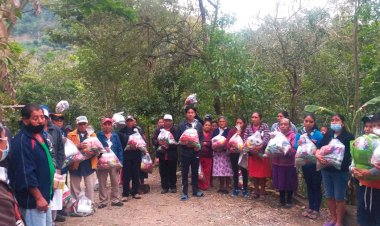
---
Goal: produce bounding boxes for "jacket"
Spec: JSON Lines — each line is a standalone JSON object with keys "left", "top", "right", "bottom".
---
{"left": 151, "top": 126, "right": 178, "bottom": 160}
{"left": 96, "top": 131, "right": 123, "bottom": 164}
{"left": 320, "top": 129, "right": 354, "bottom": 173}
{"left": 9, "top": 128, "right": 53, "bottom": 209}
{"left": 118, "top": 126, "right": 145, "bottom": 159}
{"left": 176, "top": 119, "right": 204, "bottom": 158}
{"left": 271, "top": 130, "right": 296, "bottom": 166}
{"left": 47, "top": 121, "right": 65, "bottom": 170}
{"left": 67, "top": 129, "right": 97, "bottom": 170}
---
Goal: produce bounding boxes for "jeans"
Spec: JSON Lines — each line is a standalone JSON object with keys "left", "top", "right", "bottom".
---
{"left": 230, "top": 153, "right": 248, "bottom": 190}
{"left": 20, "top": 207, "right": 52, "bottom": 226}
{"left": 302, "top": 163, "right": 322, "bottom": 211}
{"left": 159, "top": 159, "right": 177, "bottom": 190}
{"left": 357, "top": 185, "right": 380, "bottom": 226}
{"left": 122, "top": 151, "right": 142, "bottom": 196}
{"left": 321, "top": 170, "right": 349, "bottom": 201}
{"left": 181, "top": 154, "right": 199, "bottom": 195}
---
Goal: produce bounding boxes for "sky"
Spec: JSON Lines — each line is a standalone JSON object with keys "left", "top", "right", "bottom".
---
{"left": 213, "top": 0, "right": 330, "bottom": 30}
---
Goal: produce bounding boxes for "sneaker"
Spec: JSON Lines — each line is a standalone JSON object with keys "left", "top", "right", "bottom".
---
{"left": 54, "top": 214, "right": 66, "bottom": 222}
{"left": 242, "top": 189, "right": 249, "bottom": 198}
{"left": 180, "top": 194, "right": 189, "bottom": 201}
{"left": 98, "top": 204, "right": 107, "bottom": 209}
{"left": 231, "top": 189, "right": 240, "bottom": 197}
{"left": 132, "top": 194, "right": 142, "bottom": 199}
{"left": 161, "top": 189, "right": 169, "bottom": 194}
{"left": 170, "top": 188, "right": 177, "bottom": 193}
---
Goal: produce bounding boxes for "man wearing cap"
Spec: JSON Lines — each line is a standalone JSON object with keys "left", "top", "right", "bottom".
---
{"left": 152, "top": 114, "right": 178, "bottom": 194}
{"left": 50, "top": 113, "right": 66, "bottom": 137}
{"left": 67, "top": 116, "right": 97, "bottom": 202}
{"left": 118, "top": 115, "right": 145, "bottom": 200}
{"left": 96, "top": 118, "right": 124, "bottom": 208}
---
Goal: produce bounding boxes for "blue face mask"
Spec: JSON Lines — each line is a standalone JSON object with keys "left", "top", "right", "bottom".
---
{"left": 330, "top": 123, "right": 342, "bottom": 132}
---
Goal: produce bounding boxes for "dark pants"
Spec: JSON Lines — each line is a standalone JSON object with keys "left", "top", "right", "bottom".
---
{"left": 302, "top": 163, "right": 322, "bottom": 211}
{"left": 122, "top": 151, "right": 142, "bottom": 196}
{"left": 357, "top": 185, "right": 380, "bottom": 226}
{"left": 230, "top": 153, "right": 248, "bottom": 190}
{"left": 280, "top": 191, "right": 293, "bottom": 204}
{"left": 181, "top": 155, "right": 199, "bottom": 195}
{"left": 159, "top": 159, "right": 177, "bottom": 190}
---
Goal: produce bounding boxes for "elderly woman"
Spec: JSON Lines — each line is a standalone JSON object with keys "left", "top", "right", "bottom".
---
{"left": 212, "top": 116, "right": 232, "bottom": 194}
{"left": 272, "top": 118, "right": 297, "bottom": 208}
{"left": 243, "top": 112, "right": 271, "bottom": 200}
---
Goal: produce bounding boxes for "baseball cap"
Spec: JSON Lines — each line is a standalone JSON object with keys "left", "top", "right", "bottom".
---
{"left": 42, "top": 108, "right": 49, "bottom": 118}
{"left": 163, "top": 114, "right": 173, "bottom": 120}
{"left": 102, "top": 118, "right": 113, "bottom": 124}
{"left": 126, "top": 115, "right": 134, "bottom": 121}
{"left": 76, "top": 116, "right": 88, "bottom": 124}
{"left": 50, "top": 113, "right": 64, "bottom": 120}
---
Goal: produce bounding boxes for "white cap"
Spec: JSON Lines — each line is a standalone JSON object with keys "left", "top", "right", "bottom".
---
{"left": 163, "top": 114, "right": 173, "bottom": 121}
{"left": 126, "top": 115, "right": 135, "bottom": 121}
{"left": 42, "top": 108, "right": 49, "bottom": 118}
{"left": 76, "top": 116, "right": 88, "bottom": 124}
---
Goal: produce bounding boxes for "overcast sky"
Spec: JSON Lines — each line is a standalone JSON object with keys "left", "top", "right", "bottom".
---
{"left": 209, "top": 0, "right": 330, "bottom": 30}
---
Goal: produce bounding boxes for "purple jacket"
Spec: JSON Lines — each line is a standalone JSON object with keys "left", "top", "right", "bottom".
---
{"left": 271, "top": 130, "right": 296, "bottom": 166}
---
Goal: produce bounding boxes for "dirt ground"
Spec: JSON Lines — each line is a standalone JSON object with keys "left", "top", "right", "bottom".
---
{"left": 57, "top": 169, "right": 329, "bottom": 226}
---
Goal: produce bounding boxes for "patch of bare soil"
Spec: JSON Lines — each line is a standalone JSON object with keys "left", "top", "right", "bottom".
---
{"left": 57, "top": 169, "right": 329, "bottom": 226}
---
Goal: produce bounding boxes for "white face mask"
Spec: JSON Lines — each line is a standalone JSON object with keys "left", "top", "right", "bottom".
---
{"left": 0, "top": 142, "right": 9, "bottom": 162}
{"left": 373, "top": 128, "right": 380, "bottom": 136}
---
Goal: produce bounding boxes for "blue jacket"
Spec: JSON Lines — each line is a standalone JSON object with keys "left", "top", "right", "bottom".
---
{"left": 294, "top": 128, "right": 324, "bottom": 150}
{"left": 96, "top": 131, "right": 123, "bottom": 163}
{"left": 9, "top": 128, "right": 52, "bottom": 209}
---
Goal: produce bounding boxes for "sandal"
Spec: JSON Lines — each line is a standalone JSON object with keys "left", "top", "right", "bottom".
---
{"left": 180, "top": 194, "right": 189, "bottom": 201}
{"left": 193, "top": 191, "right": 204, "bottom": 197}
{"left": 307, "top": 211, "right": 320, "bottom": 219}
{"left": 302, "top": 209, "right": 313, "bottom": 217}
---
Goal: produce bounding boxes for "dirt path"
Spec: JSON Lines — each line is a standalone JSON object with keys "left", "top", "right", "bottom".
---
{"left": 57, "top": 170, "right": 328, "bottom": 226}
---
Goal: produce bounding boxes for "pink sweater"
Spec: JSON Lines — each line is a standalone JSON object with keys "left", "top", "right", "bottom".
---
{"left": 271, "top": 131, "right": 296, "bottom": 166}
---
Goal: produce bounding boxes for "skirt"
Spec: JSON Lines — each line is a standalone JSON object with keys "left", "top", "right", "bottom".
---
{"left": 272, "top": 165, "right": 298, "bottom": 191}
{"left": 248, "top": 155, "right": 271, "bottom": 178}
{"left": 213, "top": 152, "right": 233, "bottom": 177}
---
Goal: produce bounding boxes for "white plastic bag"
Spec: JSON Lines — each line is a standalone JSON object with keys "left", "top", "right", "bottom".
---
{"left": 179, "top": 128, "right": 201, "bottom": 150}
{"left": 229, "top": 133, "right": 244, "bottom": 153}
{"left": 75, "top": 192, "right": 94, "bottom": 216}
{"left": 212, "top": 134, "right": 227, "bottom": 152}
{"left": 98, "top": 150, "right": 122, "bottom": 169}
{"left": 141, "top": 153, "right": 153, "bottom": 173}
{"left": 244, "top": 131, "right": 263, "bottom": 152}
{"left": 51, "top": 188, "right": 63, "bottom": 211}
{"left": 184, "top": 93, "right": 197, "bottom": 106}
{"left": 157, "top": 129, "right": 177, "bottom": 145}
{"left": 112, "top": 112, "right": 125, "bottom": 127}
{"left": 316, "top": 138, "right": 345, "bottom": 171}
{"left": 295, "top": 134, "right": 317, "bottom": 167}
{"left": 238, "top": 152, "right": 248, "bottom": 169}
{"left": 371, "top": 145, "right": 380, "bottom": 166}
{"left": 265, "top": 131, "right": 291, "bottom": 156}
{"left": 56, "top": 100, "right": 69, "bottom": 113}
{"left": 64, "top": 139, "right": 79, "bottom": 157}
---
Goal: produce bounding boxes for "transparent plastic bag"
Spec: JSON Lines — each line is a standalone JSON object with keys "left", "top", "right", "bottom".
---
{"left": 81, "top": 137, "right": 103, "bottom": 159}
{"left": 141, "top": 153, "right": 153, "bottom": 173}
{"left": 98, "top": 150, "right": 122, "bottom": 169}
{"left": 265, "top": 131, "right": 291, "bottom": 156}
{"left": 229, "top": 133, "right": 244, "bottom": 153}
{"left": 198, "top": 164, "right": 205, "bottom": 182}
{"left": 212, "top": 134, "right": 227, "bottom": 152}
{"left": 238, "top": 152, "right": 248, "bottom": 169}
{"left": 74, "top": 192, "right": 94, "bottom": 217}
{"left": 350, "top": 135, "right": 375, "bottom": 169}
{"left": 56, "top": 100, "right": 69, "bottom": 113}
{"left": 295, "top": 134, "right": 317, "bottom": 167}
{"left": 64, "top": 139, "right": 79, "bottom": 158}
{"left": 184, "top": 93, "right": 197, "bottom": 106}
{"left": 179, "top": 128, "right": 201, "bottom": 151}
{"left": 125, "top": 129, "right": 147, "bottom": 152}
{"left": 244, "top": 131, "right": 263, "bottom": 152}
{"left": 316, "top": 138, "right": 345, "bottom": 171}
{"left": 157, "top": 129, "right": 177, "bottom": 145}
{"left": 371, "top": 145, "right": 380, "bottom": 166}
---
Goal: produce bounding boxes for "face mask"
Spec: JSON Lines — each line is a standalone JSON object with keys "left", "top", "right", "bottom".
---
{"left": 373, "top": 128, "right": 380, "bottom": 136}
{"left": 24, "top": 124, "right": 44, "bottom": 134}
{"left": 0, "top": 144, "right": 9, "bottom": 162}
{"left": 330, "top": 123, "right": 342, "bottom": 132}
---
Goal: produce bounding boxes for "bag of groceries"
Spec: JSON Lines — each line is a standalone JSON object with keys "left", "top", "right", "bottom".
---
{"left": 157, "top": 129, "right": 177, "bottom": 145}
{"left": 125, "top": 129, "right": 147, "bottom": 152}
{"left": 316, "top": 138, "right": 345, "bottom": 171}
{"left": 179, "top": 128, "right": 201, "bottom": 151}
{"left": 244, "top": 131, "right": 263, "bottom": 152}
{"left": 229, "top": 133, "right": 244, "bottom": 153}
{"left": 141, "top": 153, "right": 153, "bottom": 173}
{"left": 98, "top": 150, "right": 122, "bottom": 169}
{"left": 265, "top": 132, "right": 291, "bottom": 156}
{"left": 295, "top": 134, "right": 317, "bottom": 167}
{"left": 212, "top": 134, "right": 227, "bottom": 152}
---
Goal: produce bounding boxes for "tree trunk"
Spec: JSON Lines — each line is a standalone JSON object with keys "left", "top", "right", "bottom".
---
{"left": 352, "top": 0, "right": 361, "bottom": 136}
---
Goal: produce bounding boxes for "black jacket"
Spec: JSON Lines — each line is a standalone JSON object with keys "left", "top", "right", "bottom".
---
{"left": 46, "top": 121, "right": 65, "bottom": 170}
{"left": 152, "top": 126, "right": 178, "bottom": 160}
{"left": 320, "top": 129, "right": 354, "bottom": 172}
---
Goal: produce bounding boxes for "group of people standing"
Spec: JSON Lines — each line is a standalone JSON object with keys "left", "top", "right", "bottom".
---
{"left": 0, "top": 103, "right": 379, "bottom": 226}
